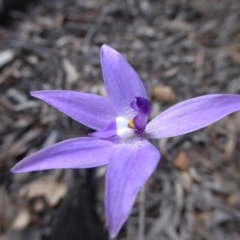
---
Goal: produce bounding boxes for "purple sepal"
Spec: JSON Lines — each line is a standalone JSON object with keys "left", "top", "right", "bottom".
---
{"left": 130, "top": 97, "right": 151, "bottom": 134}
{"left": 106, "top": 138, "right": 160, "bottom": 237}
{"left": 101, "top": 45, "right": 147, "bottom": 118}
{"left": 31, "top": 90, "right": 117, "bottom": 130}
{"left": 89, "top": 120, "right": 117, "bottom": 139}
{"left": 11, "top": 137, "right": 116, "bottom": 173}
{"left": 146, "top": 94, "right": 240, "bottom": 139}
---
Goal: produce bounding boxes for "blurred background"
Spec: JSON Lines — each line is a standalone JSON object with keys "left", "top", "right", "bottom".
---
{"left": 1, "top": 0, "right": 240, "bottom": 239}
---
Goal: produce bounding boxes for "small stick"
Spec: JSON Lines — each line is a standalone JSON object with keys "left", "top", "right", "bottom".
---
{"left": 138, "top": 185, "right": 146, "bottom": 240}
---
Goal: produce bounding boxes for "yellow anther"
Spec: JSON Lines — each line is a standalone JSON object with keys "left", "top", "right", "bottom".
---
{"left": 128, "top": 118, "right": 135, "bottom": 128}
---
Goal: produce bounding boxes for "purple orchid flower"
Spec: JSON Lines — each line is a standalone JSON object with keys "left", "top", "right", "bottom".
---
{"left": 11, "top": 45, "right": 240, "bottom": 238}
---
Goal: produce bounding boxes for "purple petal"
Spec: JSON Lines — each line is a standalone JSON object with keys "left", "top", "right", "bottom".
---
{"left": 105, "top": 138, "right": 160, "bottom": 237}
{"left": 11, "top": 137, "right": 116, "bottom": 173}
{"left": 130, "top": 97, "right": 151, "bottom": 134}
{"left": 31, "top": 90, "right": 117, "bottom": 130}
{"left": 89, "top": 120, "right": 117, "bottom": 139}
{"left": 146, "top": 94, "right": 240, "bottom": 138}
{"left": 100, "top": 45, "right": 147, "bottom": 118}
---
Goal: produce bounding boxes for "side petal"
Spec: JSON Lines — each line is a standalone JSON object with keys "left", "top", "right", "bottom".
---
{"left": 146, "top": 94, "right": 240, "bottom": 138}
{"left": 100, "top": 45, "right": 147, "bottom": 118}
{"left": 105, "top": 138, "right": 160, "bottom": 237}
{"left": 11, "top": 137, "right": 116, "bottom": 173}
{"left": 31, "top": 90, "right": 117, "bottom": 130}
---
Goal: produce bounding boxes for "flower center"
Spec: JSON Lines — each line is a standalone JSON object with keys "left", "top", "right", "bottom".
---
{"left": 116, "top": 116, "right": 135, "bottom": 139}
{"left": 128, "top": 118, "right": 135, "bottom": 129}
{"left": 89, "top": 97, "right": 151, "bottom": 140}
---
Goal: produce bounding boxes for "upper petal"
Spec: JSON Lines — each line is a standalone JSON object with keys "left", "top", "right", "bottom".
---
{"left": 100, "top": 45, "right": 147, "bottom": 118}
{"left": 31, "top": 90, "right": 117, "bottom": 130}
{"left": 146, "top": 94, "right": 240, "bottom": 139}
{"left": 11, "top": 137, "right": 116, "bottom": 173}
{"left": 105, "top": 138, "right": 160, "bottom": 237}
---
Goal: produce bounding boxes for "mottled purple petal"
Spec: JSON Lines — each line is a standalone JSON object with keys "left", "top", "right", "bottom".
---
{"left": 31, "top": 90, "right": 117, "bottom": 130}
{"left": 130, "top": 97, "right": 151, "bottom": 134}
{"left": 100, "top": 45, "right": 147, "bottom": 118}
{"left": 106, "top": 138, "right": 160, "bottom": 237}
{"left": 11, "top": 137, "right": 116, "bottom": 173}
{"left": 146, "top": 94, "right": 240, "bottom": 139}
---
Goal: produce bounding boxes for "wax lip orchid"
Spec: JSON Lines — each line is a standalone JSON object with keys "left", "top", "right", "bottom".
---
{"left": 11, "top": 44, "right": 240, "bottom": 238}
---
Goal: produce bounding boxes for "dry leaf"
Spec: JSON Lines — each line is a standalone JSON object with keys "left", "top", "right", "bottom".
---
{"left": 152, "top": 85, "right": 177, "bottom": 103}
{"left": 181, "top": 171, "right": 193, "bottom": 184}
{"left": 174, "top": 151, "right": 191, "bottom": 171}
{"left": 25, "top": 179, "right": 67, "bottom": 207}
{"left": 164, "top": 66, "right": 179, "bottom": 78}
{"left": 62, "top": 58, "right": 79, "bottom": 86}
{"left": 227, "top": 192, "right": 240, "bottom": 207}
{"left": 0, "top": 50, "right": 15, "bottom": 68}
{"left": 11, "top": 208, "right": 31, "bottom": 230}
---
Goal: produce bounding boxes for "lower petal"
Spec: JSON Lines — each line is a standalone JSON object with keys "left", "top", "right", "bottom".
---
{"left": 11, "top": 137, "right": 116, "bottom": 173}
{"left": 105, "top": 138, "right": 160, "bottom": 237}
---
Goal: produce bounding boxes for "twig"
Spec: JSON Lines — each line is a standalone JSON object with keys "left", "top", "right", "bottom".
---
{"left": 83, "top": 15, "right": 105, "bottom": 56}
{"left": 138, "top": 185, "right": 146, "bottom": 240}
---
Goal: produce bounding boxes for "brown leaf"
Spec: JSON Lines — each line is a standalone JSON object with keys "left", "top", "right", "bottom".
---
{"left": 227, "top": 193, "right": 240, "bottom": 207}
{"left": 11, "top": 208, "right": 31, "bottom": 230}
{"left": 174, "top": 151, "right": 191, "bottom": 171}
{"left": 24, "top": 179, "right": 67, "bottom": 207}
{"left": 152, "top": 84, "right": 177, "bottom": 103}
{"left": 164, "top": 66, "right": 179, "bottom": 78}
